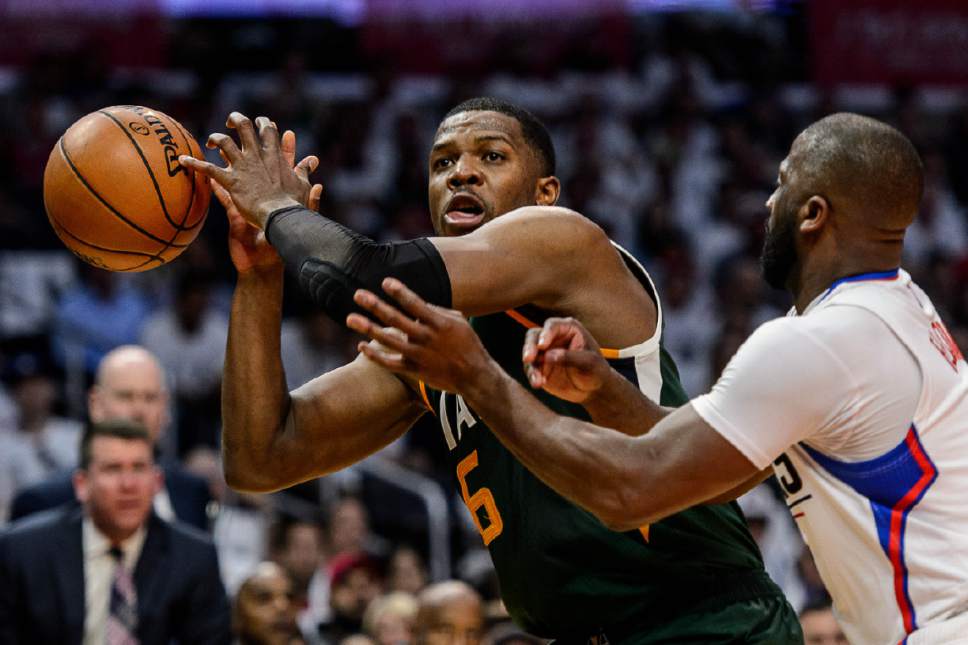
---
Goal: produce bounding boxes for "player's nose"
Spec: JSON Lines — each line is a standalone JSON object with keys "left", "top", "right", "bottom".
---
{"left": 447, "top": 156, "right": 482, "bottom": 188}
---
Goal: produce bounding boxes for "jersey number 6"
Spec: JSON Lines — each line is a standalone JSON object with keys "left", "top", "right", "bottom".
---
{"left": 457, "top": 450, "right": 504, "bottom": 546}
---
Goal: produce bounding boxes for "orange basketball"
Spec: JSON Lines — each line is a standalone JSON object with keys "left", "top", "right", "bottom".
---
{"left": 43, "top": 105, "right": 211, "bottom": 272}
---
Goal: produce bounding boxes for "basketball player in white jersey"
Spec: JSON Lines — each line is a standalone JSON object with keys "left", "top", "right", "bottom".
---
{"left": 344, "top": 113, "right": 968, "bottom": 644}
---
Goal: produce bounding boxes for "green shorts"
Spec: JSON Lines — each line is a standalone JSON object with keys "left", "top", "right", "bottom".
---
{"left": 607, "top": 594, "right": 803, "bottom": 645}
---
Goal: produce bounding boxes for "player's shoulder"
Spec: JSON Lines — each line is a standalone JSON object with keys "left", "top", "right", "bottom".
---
{"left": 498, "top": 205, "right": 607, "bottom": 241}
{"left": 493, "top": 206, "right": 622, "bottom": 269}
{"left": 743, "top": 305, "right": 890, "bottom": 363}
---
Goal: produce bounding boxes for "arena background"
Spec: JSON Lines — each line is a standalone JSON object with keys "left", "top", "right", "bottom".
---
{"left": 1, "top": 0, "right": 967, "bottom": 640}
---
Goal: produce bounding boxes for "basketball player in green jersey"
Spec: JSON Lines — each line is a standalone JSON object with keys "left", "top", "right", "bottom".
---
{"left": 180, "top": 98, "right": 801, "bottom": 642}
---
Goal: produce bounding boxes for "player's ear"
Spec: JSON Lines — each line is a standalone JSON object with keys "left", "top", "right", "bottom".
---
{"left": 799, "top": 195, "right": 829, "bottom": 235}
{"left": 535, "top": 176, "right": 560, "bottom": 206}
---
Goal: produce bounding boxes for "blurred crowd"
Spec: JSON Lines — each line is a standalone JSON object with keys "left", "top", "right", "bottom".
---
{"left": 0, "top": 10, "right": 964, "bottom": 644}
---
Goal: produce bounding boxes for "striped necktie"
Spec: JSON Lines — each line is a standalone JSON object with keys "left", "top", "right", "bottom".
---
{"left": 105, "top": 547, "right": 139, "bottom": 645}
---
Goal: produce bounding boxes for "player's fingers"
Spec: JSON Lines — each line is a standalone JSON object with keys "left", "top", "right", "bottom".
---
{"left": 522, "top": 327, "right": 543, "bottom": 365}
{"left": 204, "top": 133, "right": 242, "bottom": 165}
{"left": 543, "top": 347, "right": 602, "bottom": 374}
{"left": 210, "top": 178, "right": 234, "bottom": 210}
{"left": 346, "top": 314, "right": 415, "bottom": 353}
{"left": 254, "top": 116, "right": 282, "bottom": 173}
{"left": 280, "top": 129, "right": 297, "bottom": 168}
{"left": 179, "top": 155, "right": 230, "bottom": 186}
{"left": 381, "top": 278, "right": 443, "bottom": 327}
{"left": 523, "top": 358, "right": 545, "bottom": 389}
{"left": 226, "top": 111, "right": 260, "bottom": 154}
{"left": 294, "top": 155, "right": 319, "bottom": 182}
{"left": 353, "top": 290, "right": 431, "bottom": 342}
{"left": 539, "top": 317, "right": 588, "bottom": 351}
{"left": 308, "top": 183, "right": 323, "bottom": 212}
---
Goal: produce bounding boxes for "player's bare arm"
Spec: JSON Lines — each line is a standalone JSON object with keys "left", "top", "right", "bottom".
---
{"left": 181, "top": 111, "right": 658, "bottom": 351}
{"left": 183, "top": 111, "right": 660, "bottom": 491}
{"left": 347, "top": 278, "right": 763, "bottom": 530}
{"left": 206, "top": 121, "right": 425, "bottom": 492}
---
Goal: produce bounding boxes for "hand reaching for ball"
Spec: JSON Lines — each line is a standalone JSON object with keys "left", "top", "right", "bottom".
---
{"left": 207, "top": 124, "right": 323, "bottom": 275}
{"left": 179, "top": 112, "right": 319, "bottom": 231}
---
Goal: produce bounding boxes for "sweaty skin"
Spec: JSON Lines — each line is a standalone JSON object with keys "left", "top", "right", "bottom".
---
{"left": 179, "top": 110, "right": 657, "bottom": 492}
{"left": 343, "top": 113, "right": 924, "bottom": 531}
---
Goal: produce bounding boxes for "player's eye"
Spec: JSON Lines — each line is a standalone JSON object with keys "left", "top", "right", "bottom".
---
{"left": 484, "top": 151, "right": 504, "bottom": 162}
{"left": 433, "top": 157, "right": 452, "bottom": 170}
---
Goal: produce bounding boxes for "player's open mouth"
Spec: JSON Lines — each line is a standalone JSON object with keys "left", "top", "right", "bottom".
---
{"left": 444, "top": 193, "right": 486, "bottom": 229}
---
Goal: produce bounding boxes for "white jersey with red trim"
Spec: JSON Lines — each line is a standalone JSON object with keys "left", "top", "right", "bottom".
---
{"left": 693, "top": 268, "right": 968, "bottom": 644}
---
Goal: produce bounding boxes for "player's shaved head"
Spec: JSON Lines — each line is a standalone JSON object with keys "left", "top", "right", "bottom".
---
{"left": 789, "top": 113, "right": 923, "bottom": 232}
{"left": 764, "top": 113, "right": 924, "bottom": 309}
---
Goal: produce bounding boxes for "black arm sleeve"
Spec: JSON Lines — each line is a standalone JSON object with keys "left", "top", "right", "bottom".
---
{"left": 265, "top": 205, "right": 452, "bottom": 323}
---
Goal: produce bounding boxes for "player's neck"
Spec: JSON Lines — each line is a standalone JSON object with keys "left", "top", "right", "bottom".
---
{"left": 792, "top": 254, "right": 901, "bottom": 313}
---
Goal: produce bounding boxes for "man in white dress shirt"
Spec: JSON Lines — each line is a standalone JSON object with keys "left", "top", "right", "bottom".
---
{"left": 10, "top": 346, "right": 212, "bottom": 530}
{"left": 0, "top": 419, "right": 230, "bottom": 644}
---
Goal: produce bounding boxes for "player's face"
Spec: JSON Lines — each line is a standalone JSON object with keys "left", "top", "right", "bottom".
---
{"left": 73, "top": 437, "right": 161, "bottom": 542}
{"left": 428, "top": 111, "right": 543, "bottom": 237}
{"left": 762, "top": 157, "right": 801, "bottom": 290}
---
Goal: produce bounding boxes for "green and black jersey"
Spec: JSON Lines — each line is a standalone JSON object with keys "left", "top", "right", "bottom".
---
{"left": 420, "top": 245, "right": 788, "bottom": 640}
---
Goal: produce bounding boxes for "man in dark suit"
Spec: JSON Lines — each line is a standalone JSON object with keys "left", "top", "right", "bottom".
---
{"left": 0, "top": 420, "right": 230, "bottom": 644}
{"left": 9, "top": 345, "right": 211, "bottom": 530}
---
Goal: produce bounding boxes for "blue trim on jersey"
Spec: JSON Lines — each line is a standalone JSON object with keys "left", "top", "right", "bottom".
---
{"left": 801, "top": 425, "right": 938, "bottom": 635}
{"left": 819, "top": 268, "right": 900, "bottom": 303}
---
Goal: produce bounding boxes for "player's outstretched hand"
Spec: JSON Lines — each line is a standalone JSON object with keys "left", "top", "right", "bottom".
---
{"left": 346, "top": 278, "right": 494, "bottom": 394}
{"left": 212, "top": 128, "right": 323, "bottom": 275}
{"left": 522, "top": 317, "right": 611, "bottom": 403}
{"left": 178, "top": 112, "right": 319, "bottom": 229}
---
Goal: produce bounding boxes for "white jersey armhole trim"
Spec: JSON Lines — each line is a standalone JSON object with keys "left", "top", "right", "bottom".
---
{"left": 609, "top": 241, "right": 662, "bottom": 359}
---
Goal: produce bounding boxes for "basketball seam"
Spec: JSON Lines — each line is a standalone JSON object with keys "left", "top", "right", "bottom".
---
{"left": 48, "top": 214, "right": 163, "bottom": 272}
{"left": 57, "top": 138, "right": 188, "bottom": 249}
{"left": 169, "top": 118, "right": 204, "bottom": 230}
{"left": 97, "top": 109, "right": 184, "bottom": 231}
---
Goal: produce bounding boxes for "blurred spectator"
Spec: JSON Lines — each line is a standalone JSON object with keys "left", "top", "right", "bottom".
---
{"left": 903, "top": 150, "right": 967, "bottom": 267}
{"left": 0, "top": 352, "right": 81, "bottom": 521}
{"left": 318, "top": 553, "right": 385, "bottom": 644}
{"left": 141, "top": 270, "right": 228, "bottom": 454}
{"left": 385, "top": 545, "right": 428, "bottom": 596}
{"left": 0, "top": 420, "right": 230, "bottom": 644}
{"left": 799, "top": 601, "right": 848, "bottom": 645}
{"left": 270, "top": 516, "right": 331, "bottom": 638}
{"left": 51, "top": 263, "right": 151, "bottom": 376}
{"left": 233, "top": 561, "right": 305, "bottom": 645}
{"left": 186, "top": 445, "right": 269, "bottom": 595}
{"left": 0, "top": 381, "right": 14, "bottom": 433}
{"left": 362, "top": 591, "right": 417, "bottom": 645}
{"left": 657, "top": 241, "right": 716, "bottom": 395}
{"left": 9, "top": 345, "right": 212, "bottom": 531}
{"left": 328, "top": 496, "right": 386, "bottom": 561}
{"left": 795, "top": 547, "right": 831, "bottom": 611}
{"left": 414, "top": 581, "right": 484, "bottom": 645}
{"left": 339, "top": 637, "right": 375, "bottom": 645}
{"left": 280, "top": 311, "right": 353, "bottom": 390}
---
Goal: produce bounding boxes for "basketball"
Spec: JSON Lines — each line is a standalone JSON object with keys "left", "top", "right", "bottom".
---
{"left": 42, "top": 105, "right": 211, "bottom": 272}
